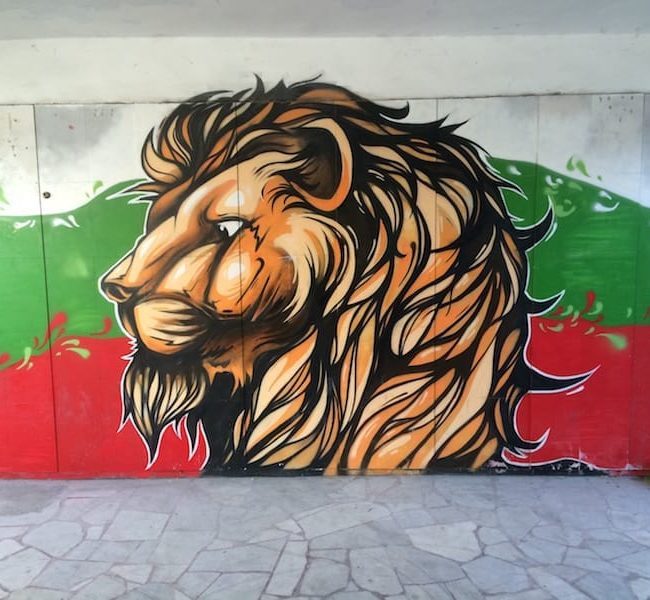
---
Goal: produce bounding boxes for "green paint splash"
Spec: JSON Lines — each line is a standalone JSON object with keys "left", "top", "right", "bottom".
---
{"left": 566, "top": 155, "right": 590, "bottom": 177}
{"left": 596, "top": 332, "right": 628, "bottom": 351}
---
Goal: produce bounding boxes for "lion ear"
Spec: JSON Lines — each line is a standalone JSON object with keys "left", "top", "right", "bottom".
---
{"left": 285, "top": 119, "right": 353, "bottom": 212}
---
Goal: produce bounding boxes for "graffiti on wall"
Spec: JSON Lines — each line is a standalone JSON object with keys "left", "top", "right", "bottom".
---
{"left": 99, "top": 81, "right": 583, "bottom": 473}
{"left": 0, "top": 81, "right": 648, "bottom": 476}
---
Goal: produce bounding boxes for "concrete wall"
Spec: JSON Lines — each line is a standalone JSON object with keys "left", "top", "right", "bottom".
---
{"left": 0, "top": 35, "right": 648, "bottom": 476}
{"left": 1, "top": 34, "right": 650, "bottom": 104}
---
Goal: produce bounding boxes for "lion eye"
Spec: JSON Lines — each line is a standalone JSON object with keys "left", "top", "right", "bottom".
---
{"left": 215, "top": 218, "right": 244, "bottom": 239}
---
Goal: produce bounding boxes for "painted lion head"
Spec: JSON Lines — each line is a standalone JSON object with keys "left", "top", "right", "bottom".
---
{"left": 101, "top": 79, "right": 574, "bottom": 472}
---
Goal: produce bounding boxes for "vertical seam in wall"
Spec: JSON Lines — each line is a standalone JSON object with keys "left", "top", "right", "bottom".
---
{"left": 629, "top": 93, "right": 647, "bottom": 468}
{"left": 234, "top": 101, "right": 246, "bottom": 456}
{"left": 32, "top": 104, "right": 61, "bottom": 474}
{"left": 433, "top": 97, "right": 439, "bottom": 461}
{"left": 527, "top": 94, "right": 542, "bottom": 473}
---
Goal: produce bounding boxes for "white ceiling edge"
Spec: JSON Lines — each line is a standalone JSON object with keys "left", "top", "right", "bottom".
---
{"left": 1, "top": 33, "right": 649, "bottom": 105}
{"left": 1, "top": 0, "right": 649, "bottom": 38}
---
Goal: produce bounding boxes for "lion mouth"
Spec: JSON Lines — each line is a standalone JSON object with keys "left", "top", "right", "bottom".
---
{"left": 131, "top": 297, "right": 213, "bottom": 356}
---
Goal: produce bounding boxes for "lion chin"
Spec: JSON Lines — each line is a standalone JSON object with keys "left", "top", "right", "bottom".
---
{"left": 102, "top": 79, "right": 583, "bottom": 473}
{"left": 120, "top": 295, "right": 250, "bottom": 459}
{"left": 123, "top": 353, "right": 210, "bottom": 459}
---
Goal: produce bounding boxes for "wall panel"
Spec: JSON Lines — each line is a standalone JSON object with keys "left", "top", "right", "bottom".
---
{"left": 0, "top": 86, "right": 648, "bottom": 476}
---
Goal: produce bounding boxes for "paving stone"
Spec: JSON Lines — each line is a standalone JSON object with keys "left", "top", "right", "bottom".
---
{"left": 109, "top": 590, "right": 149, "bottom": 600}
{"left": 350, "top": 547, "right": 402, "bottom": 595}
{"left": 7, "top": 589, "right": 69, "bottom": 599}
{"left": 529, "top": 567, "right": 590, "bottom": 600}
{"left": 176, "top": 571, "right": 220, "bottom": 597}
{"left": 371, "top": 517, "right": 413, "bottom": 546}
{"left": 298, "top": 503, "right": 389, "bottom": 539}
{"left": 422, "top": 506, "right": 468, "bottom": 524}
{"left": 111, "top": 563, "right": 153, "bottom": 583}
{"left": 149, "top": 530, "right": 213, "bottom": 565}
{"left": 562, "top": 508, "right": 611, "bottom": 531}
{"left": 165, "top": 504, "right": 220, "bottom": 532}
{"left": 0, "top": 501, "right": 60, "bottom": 528}
{"left": 403, "top": 583, "right": 453, "bottom": 599}
{"left": 625, "top": 529, "right": 650, "bottom": 547}
{"left": 463, "top": 556, "right": 529, "bottom": 594}
{"left": 478, "top": 526, "right": 508, "bottom": 546}
{"left": 406, "top": 521, "right": 480, "bottom": 562}
{"left": 149, "top": 563, "right": 186, "bottom": 583}
{"left": 423, "top": 491, "right": 448, "bottom": 509}
{"left": 250, "top": 528, "right": 290, "bottom": 543}
{"left": 218, "top": 506, "right": 288, "bottom": 542}
{"left": 23, "top": 522, "right": 83, "bottom": 557}
{"left": 310, "top": 524, "right": 384, "bottom": 549}
{"left": 128, "top": 540, "right": 159, "bottom": 563}
{"left": 103, "top": 511, "right": 168, "bottom": 541}
{"left": 518, "top": 538, "right": 566, "bottom": 564}
{"left": 564, "top": 547, "right": 620, "bottom": 575}
{"left": 72, "top": 574, "right": 126, "bottom": 599}
{"left": 575, "top": 573, "right": 635, "bottom": 599}
{"left": 86, "top": 526, "right": 103, "bottom": 541}
{"left": 445, "top": 578, "right": 483, "bottom": 600}
{"left": 0, "top": 476, "right": 649, "bottom": 600}
{"left": 485, "top": 541, "right": 526, "bottom": 563}
{"left": 274, "top": 518, "right": 302, "bottom": 534}
{"left": 199, "top": 572, "right": 269, "bottom": 599}
{"left": 57, "top": 499, "right": 98, "bottom": 521}
{"left": 587, "top": 540, "right": 642, "bottom": 559}
{"left": 614, "top": 549, "right": 650, "bottom": 578}
{"left": 531, "top": 525, "right": 583, "bottom": 547}
{"left": 204, "top": 538, "right": 234, "bottom": 551}
{"left": 0, "top": 548, "right": 50, "bottom": 591}
{"left": 33, "top": 559, "right": 111, "bottom": 591}
{"left": 496, "top": 507, "right": 540, "bottom": 540}
{"left": 630, "top": 577, "right": 650, "bottom": 600}
{"left": 94, "top": 541, "right": 141, "bottom": 562}
{"left": 126, "top": 582, "right": 190, "bottom": 599}
{"left": 309, "top": 548, "right": 347, "bottom": 562}
{"left": 393, "top": 510, "right": 436, "bottom": 529}
{"left": 329, "top": 593, "right": 380, "bottom": 600}
{"left": 191, "top": 543, "right": 279, "bottom": 572}
{"left": 491, "top": 591, "right": 552, "bottom": 600}
{"left": 266, "top": 540, "right": 307, "bottom": 596}
{"left": 0, "top": 539, "right": 22, "bottom": 560}
{"left": 610, "top": 511, "right": 650, "bottom": 532}
{"left": 81, "top": 502, "right": 120, "bottom": 526}
{"left": 0, "top": 527, "right": 27, "bottom": 540}
{"left": 259, "top": 537, "right": 287, "bottom": 553}
{"left": 585, "top": 527, "right": 630, "bottom": 542}
{"left": 545, "top": 564, "right": 587, "bottom": 583}
{"left": 388, "top": 546, "right": 464, "bottom": 584}
{"left": 300, "top": 558, "right": 349, "bottom": 596}
{"left": 64, "top": 541, "right": 98, "bottom": 560}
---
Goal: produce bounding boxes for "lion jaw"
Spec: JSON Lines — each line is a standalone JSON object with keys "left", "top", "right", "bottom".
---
{"left": 131, "top": 296, "right": 211, "bottom": 356}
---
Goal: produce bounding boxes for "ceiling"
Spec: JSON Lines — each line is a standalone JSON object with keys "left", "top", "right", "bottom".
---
{"left": 1, "top": 0, "right": 649, "bottom": 39}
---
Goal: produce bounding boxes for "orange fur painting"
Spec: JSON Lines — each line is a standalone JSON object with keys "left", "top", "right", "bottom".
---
{"left": 101, "top": 79, "right": 579, "bottom": 473}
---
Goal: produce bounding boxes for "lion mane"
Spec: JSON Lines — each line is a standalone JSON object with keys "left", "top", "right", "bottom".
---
{"left": 102, "top": 79, "right": 577, "bottom": 473}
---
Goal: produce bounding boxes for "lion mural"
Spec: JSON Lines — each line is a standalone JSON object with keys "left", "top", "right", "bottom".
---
{"left": 101, "top": 79, "right": 578, "bottom": 473}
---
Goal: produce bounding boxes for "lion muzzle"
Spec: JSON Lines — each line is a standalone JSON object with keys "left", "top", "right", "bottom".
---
{"left": 133, "top": 297, "right": 211, "bottom": 355}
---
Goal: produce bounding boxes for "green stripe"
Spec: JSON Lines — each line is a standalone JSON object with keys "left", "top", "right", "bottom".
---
{"left": 490, "top": 158, "right": 650, "bottom": 327}
{"left": 1, "top": 161, "right": 649, "bottom": 368}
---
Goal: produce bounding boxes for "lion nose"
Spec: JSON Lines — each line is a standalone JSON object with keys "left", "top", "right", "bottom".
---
{"left": 102, "top": 279, "right": 138, "bottom": 303}
{"left": 102, "top": 255, "right": 139, "bottom": 303}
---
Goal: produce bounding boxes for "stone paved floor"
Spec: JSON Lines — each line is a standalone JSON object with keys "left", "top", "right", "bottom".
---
{"left": 0, "top": 476, "right": 649, "bottom": 599}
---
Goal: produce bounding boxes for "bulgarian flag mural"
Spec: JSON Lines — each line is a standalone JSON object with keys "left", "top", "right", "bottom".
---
{"left": 0, "top": 88, "right": 648, "bottom": 476}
